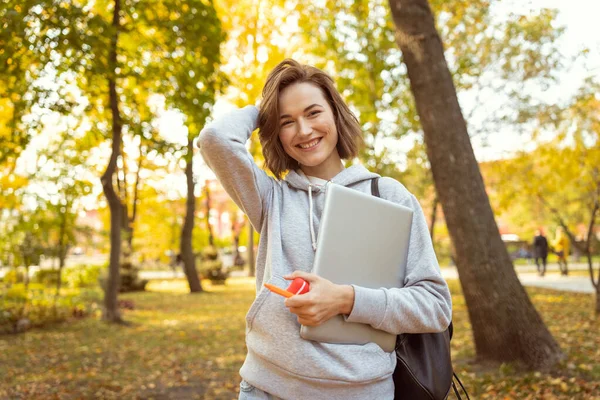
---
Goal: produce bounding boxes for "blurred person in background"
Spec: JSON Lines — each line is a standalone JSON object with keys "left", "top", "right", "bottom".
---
{"left": 551, "top": 227, "right": 570, "bottom": 276}
{"left": 532, "top": 229, "right": 548, "bottom": 277}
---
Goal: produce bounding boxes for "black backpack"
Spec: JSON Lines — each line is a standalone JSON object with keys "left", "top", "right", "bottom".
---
{"left": 370, "top": 178, "right": 469, "bottom": 400}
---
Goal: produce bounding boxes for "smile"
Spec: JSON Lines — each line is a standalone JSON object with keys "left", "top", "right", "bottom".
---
{"left": 297, "top": 138, "right": 321, "bottom": 149}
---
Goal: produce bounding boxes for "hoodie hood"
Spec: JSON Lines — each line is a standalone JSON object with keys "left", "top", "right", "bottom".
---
{"left": 284, "top": 164, "right": 380, "bottom": 193}
{"left": 284, "top": 164, "right": 380, "bottom": 251}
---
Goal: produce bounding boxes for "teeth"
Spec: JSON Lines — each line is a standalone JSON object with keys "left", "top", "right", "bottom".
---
{"left": 299, "top": 138, "right": 320, "bottom": 149}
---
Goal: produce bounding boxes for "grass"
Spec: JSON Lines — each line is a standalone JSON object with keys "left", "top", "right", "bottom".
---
{"left": 448, "top": 281, "right": 600, "bottom": 399}
{"left": 1, "top": 278, "right": 599, "bottom": 400}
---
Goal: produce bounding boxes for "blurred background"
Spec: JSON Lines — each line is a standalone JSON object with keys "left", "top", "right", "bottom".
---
{"left": 1, "top": 0, "right": 599, "bottom": 399}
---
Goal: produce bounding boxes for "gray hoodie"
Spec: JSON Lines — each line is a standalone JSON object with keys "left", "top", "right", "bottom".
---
{"left": 198, "top": 105, "right": 452, "bottom": 400}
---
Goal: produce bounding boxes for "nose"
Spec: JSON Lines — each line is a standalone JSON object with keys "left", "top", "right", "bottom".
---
{"left": 297, "top": 118, "right": 312, "bottom": 136}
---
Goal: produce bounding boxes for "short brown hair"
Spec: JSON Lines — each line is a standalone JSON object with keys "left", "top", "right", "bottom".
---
{"left": 258, "top": 59, "right": 363, "bottom": 179}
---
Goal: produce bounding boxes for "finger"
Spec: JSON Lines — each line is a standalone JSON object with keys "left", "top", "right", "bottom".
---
{"left": 293, "top": 312, "right": 314, "bottom": 321}
{"left": 287, "top": 306, "right": 313, "bottom": 316}
{"left": 284, "top": 294, "right": 311, "bottom": 308}
{"left": 283, "top": 270, "right": 306, "bottom": 280}
{"left": 283, "top": 270, "right": 319, "bottom": 282}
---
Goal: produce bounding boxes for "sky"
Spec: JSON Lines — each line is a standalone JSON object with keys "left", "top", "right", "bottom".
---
{"left": 470, "top": 0, "right": 600, "bottom": 161}
{"left": 203, "top": 0, "right": 600, "bottom": 165}
{"left": 15, "top": 0, "right": 600, "bottom": 208}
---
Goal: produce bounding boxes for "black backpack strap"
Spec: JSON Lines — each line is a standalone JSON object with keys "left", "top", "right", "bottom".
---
{"left": 371, "top": 177, "right": 380, "bottom": 198}
{"left": 452, "top": 372, "right": 471, "bottom": 400}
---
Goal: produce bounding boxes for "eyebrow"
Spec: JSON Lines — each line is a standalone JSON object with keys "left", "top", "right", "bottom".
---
{"left": 280, "top": 104, "right": 322, "bottom": 120}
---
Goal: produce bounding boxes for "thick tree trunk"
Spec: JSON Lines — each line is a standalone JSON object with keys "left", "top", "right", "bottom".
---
{"left": 101, "top": 0, "right": 123, "bottom": 323}
{"left": 388, "top": 0, "right": 563, "bottom": 368}
{"left": 181, "top": 138, "right": 203, "bottom": 293}
{"left": 248, "top": 222, "right": 255, "bottom": 277}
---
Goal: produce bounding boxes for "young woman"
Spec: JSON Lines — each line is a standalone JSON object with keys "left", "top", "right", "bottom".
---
{"left": 198, "top": 59, "right": 452, "bottom": 400}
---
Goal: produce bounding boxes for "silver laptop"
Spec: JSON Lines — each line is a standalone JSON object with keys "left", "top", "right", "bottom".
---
{"left": 300, "top": 183, "right": 413, "bottom": 352}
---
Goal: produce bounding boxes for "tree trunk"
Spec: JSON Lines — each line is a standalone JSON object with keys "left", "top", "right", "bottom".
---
{"left": 585, "top": 201, "right": 599, "bottom": 315}
{"left": 24, "top": 264, "right": 30, "bottom": 290}
{"left": 22, "top": 262, "right": 30, "bottom": 316}
{"left": 101, "top": 0, "right": 123, "bottom": 323}
{"left": 55, "top": 213, "right": 67, "bottom": 299}
{"left": 126, "top": 147, "right": 144, "bottom": 253}
{"left": 585, "top": 230, "right": 600, "bottom": 316}
{"left": 592, "top": 251, "right": 600, "bottom": 315}
{"left": 234, "top": 237, "right": 243, "bottom": 266}
{"left": 429, "top": 195, "right": 438, "bottom": 242}
{"left": 388, "top": 0, "right": 563, "bottom": 368}
{"left": 205, "top": 182, "right": 214, "bottom": 246}
{"left": 233, "top": 215, "right": 245, "bottom": 267}
{"left": 596, "top": 284, "right": 600, "bottom": 316}
{"left": 120, "top": 185, "right": 132, "bottom": 260}
{"left": 123, "top": 222, "right": 133, "bottom": 258}
{"left": 55, "top": 256, "right": 64, "bottom": 298}
{"left": 181, "top": 138, "right": 203, "bottom": 293}
{"left": 248, "top": 222, "right": 255, "bottom": 277}
{"left": 54, "top": 249, "right": 66, "bottom": 313}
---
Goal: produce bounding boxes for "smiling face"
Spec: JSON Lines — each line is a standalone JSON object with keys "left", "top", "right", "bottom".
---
{"left": 278, "top": 82, "right": 343, "bottom": 180}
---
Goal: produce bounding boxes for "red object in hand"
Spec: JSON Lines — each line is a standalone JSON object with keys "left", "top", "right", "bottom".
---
{"left": 286, "top": 277, "right": 310, "bottom": 295}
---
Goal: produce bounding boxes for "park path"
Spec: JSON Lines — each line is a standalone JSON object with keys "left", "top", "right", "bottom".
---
{"left": 139, "top": 262, "right": 596, "bottom": 294}
{"left": 440, "top": 263, "right": 596, "bottom": 294}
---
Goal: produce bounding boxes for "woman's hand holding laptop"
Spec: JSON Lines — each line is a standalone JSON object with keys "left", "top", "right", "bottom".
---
{"left": 282, "top": 271, "right": 355, "bottom": 327}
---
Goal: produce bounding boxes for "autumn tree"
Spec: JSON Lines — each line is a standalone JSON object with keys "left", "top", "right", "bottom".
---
{"left": 34, "top": 138, "right": 94, "bottom": 296}
{"left": 294, "top": 0, "right": 564, "bottom": 232}
{"left": 0, "top": 0, "right": 60, "bottom": 169}
{"left": 387, "top": 0, "right": 563, "bottom": 368}
{"left": 133, "top": 0, "right": 226, "bottom": 292}
{"left": 493, "top": 77, "right": 600, "bottom": 314}
{"left": 212, "top": 0, "right": 296, "bottom": 277}
{"left": 295, "top": 0, "right": 418, "bottom": 175}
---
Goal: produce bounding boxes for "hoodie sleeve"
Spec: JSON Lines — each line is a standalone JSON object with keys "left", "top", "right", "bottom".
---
{"left": 345, "top": 180, "right": 452, "bottom": 334}
{"left": 197, "top": 106, "right": 274, "bottom": 231}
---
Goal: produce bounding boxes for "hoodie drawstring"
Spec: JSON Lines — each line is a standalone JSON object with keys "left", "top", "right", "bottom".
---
{"left": 308, "top": 184, "right": 317, "bottom": 251}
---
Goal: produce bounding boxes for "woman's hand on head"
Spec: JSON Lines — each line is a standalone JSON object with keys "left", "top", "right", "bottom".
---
{"left": 283, "top": 271, "right": 355, "bottom": 326}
